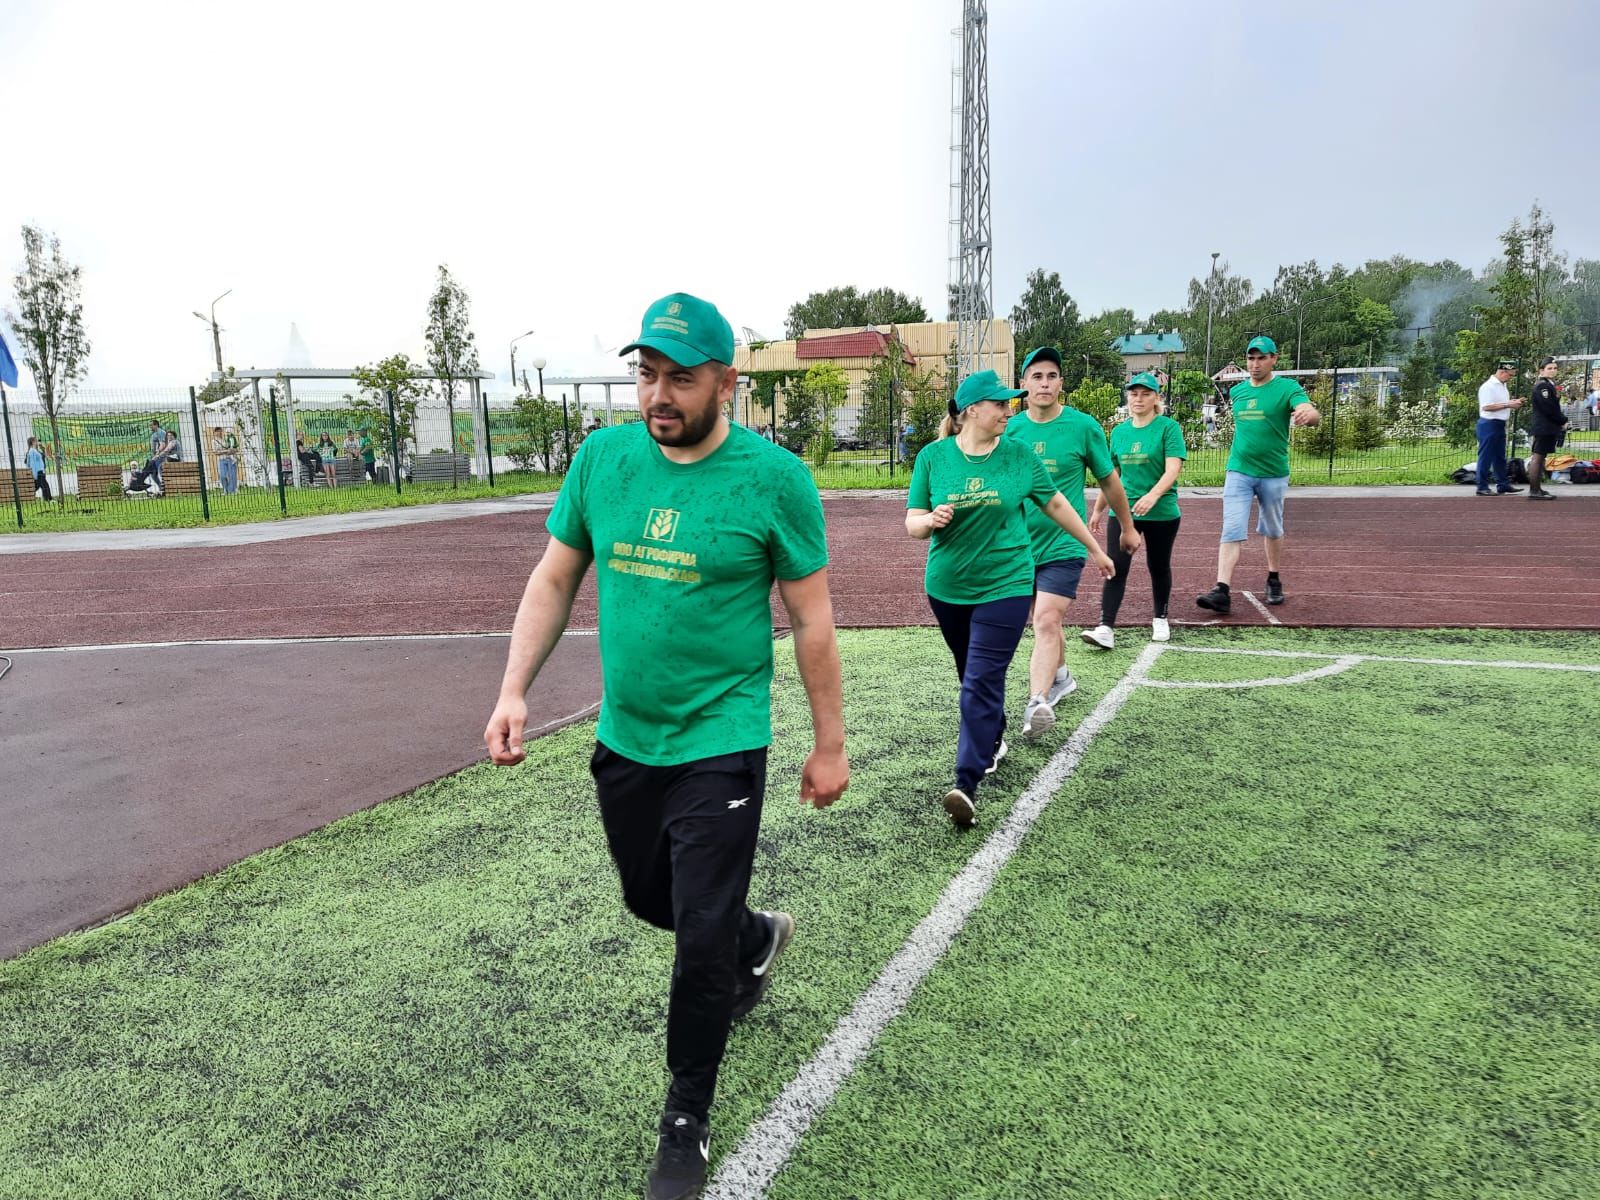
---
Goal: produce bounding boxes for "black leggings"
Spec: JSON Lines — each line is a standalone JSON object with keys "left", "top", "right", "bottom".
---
{"left": 1100, "top": 515, "right": 1181, "bottom": 624}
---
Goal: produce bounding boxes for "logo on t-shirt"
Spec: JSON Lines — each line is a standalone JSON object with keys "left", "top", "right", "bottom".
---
{"left": 1130, "top": 441, "right": 1142, "bottom": 454}
{"left": 644, "top": 508, "right": 680, "bottom": 543}
{"left": 1033, "top": 441, "right": 1045, "bottom": 456}
{"left": 1247, "top": 398, "right": 1258, "bottom": 410}
{"left": 967, "top": 477, "right": 984, "bottom": 493}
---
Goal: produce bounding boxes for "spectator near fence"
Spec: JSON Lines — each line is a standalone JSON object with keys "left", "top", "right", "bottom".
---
{"left": 147, "top": 420, "right": 175, "bottom": 490}
{"left": 358, "top": 430, "right": 378, "bottom": 482}
{"left": 1526, "top": 357, "right": 1569, "bottom": 501}
{"left": 317, "top": 433, "right": 339, "bottom": 487}
{"left": 215, "top": 427, "right": 240, "bottom": 494}
{"left": 1474, "top": 360, "right": 1525, "bottom": 496}
{"left": 25, "top": 436, "right": 51, "bottom": 501}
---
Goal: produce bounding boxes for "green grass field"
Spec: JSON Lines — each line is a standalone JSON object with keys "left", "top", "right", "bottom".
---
{"left": 2, "top": 628, "right": 1597, "bottom": 1199}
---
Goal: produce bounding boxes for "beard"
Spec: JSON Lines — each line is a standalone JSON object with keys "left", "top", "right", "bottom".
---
{"left": 646, "top": 398, "right": 721, "bottom": 447}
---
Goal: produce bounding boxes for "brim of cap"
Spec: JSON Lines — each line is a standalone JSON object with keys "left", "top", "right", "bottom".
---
{"left": 960, "top": 385, "right": 1027, "bottom": 409}
{"left": 620, "top": 336, "right": 717, "bottom": 368}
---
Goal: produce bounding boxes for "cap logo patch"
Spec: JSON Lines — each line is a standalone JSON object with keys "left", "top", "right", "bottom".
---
{"left": 666, "top": 301, "right": 682, "bottom": 316}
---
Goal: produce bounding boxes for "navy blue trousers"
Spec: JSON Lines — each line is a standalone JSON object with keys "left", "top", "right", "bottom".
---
{"left": 1476, "top": 418, "right": 1510, "bottom": 490}
{"left": 928, "top": 593, "right": 1031, "bottom": 795}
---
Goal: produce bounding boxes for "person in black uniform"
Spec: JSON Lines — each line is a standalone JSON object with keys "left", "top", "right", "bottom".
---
{"left": 1526, "top": 357, "right": 1569, "bottom": 501}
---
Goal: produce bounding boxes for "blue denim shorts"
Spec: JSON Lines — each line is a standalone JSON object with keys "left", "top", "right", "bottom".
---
{"left": 1221, "top": 471, "right": 1289, "bottom": 542}
{"left": 1034, "top": 558, "right": 1086, "bottom": 599}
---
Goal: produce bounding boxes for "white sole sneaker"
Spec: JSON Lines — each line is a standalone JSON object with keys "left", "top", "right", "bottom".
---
{"left": 943, "top": 787, "right": 976, "bottom": 826}
{"left": 1045, "top": 667, "right": 1077, "bottom": 705}
{"left": 1022, "top": 698, "right": 1055, "bottom": 738}
{"left": 1080, "top": 625, "right": 1115, "bottom": 650}
{"left": 1151, "top": 617, "right": 1170, "bottom": 643}
{"left": 985, "top": 738, "right": 1008, "bottom": 775}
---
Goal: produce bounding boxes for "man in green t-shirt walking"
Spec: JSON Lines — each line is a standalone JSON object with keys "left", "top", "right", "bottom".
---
{"left": 1004, "top": 346, "right": 1137, "bottom": 737}
{"left": 1196, "top": 336, "right": 1320, "bottom": 614}
{"left": 484, "top": 293, "right": 849, "bottom": 1200}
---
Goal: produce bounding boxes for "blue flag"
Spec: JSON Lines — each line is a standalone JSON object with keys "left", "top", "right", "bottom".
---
{"left": 0, "top": 330, "right": 18, "bottom": 388}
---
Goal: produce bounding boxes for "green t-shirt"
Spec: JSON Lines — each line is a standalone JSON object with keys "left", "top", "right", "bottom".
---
{"left": 907, "top": 436, "right": 1058, "bottom": 606}
{"left": 359, "top": 435, "right": 375, "bottom": 463}
{"left": 1109, "top": 415, "right": 1187, "bottom": 522}
{"left": 546, "top": 422, "right": 828, "bottom": 767}
{"left": 1227, "top": 375, "right": 1307, "bottom": 478}
{"left": 1003, "top": 407, "right": 1114, "bottom": 563}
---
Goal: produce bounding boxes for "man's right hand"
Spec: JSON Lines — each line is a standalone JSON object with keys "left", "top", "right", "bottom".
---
{"left": 485, "top": 697, "right": 528, "bottom": 765}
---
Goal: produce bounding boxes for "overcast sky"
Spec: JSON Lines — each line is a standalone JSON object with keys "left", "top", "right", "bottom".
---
{"left": 2, "top": 0, "right": 1595, "bottom": 388}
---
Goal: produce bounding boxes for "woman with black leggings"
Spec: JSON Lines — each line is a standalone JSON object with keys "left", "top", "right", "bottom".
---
{"left": 1083, "top": 372, "right": 1187, "bottom": 648}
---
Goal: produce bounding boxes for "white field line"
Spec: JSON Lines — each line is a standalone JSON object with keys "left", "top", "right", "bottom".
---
{"left": 1163, "top": 646, "right": 1600, "bottom": 674}
{"left": 1240, "top": 590, "right": 1283, "bottom": 625}
{"left": 704, "top": 642, "right": 1167, "bottom": 1200}
{"left": 2, "top": 630, "right": 597, "bottom": 654}
{"left": 1141, "top": 655, "right": 1362, "bottom": 689}
{"left": 522, "top": 700, "right": 601, "bottom": 738}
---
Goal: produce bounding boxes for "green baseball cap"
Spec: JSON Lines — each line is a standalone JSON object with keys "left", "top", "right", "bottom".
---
{"left": 1246, "top": 335, "right": 1278, "bottom": 355}
{"left": 1126, "top": 371, "right": 1162, "bottom": 393}
{"left": 620, "top": 292, "right": 735, "bottom": 367}
{"left": 955, "top": 369, "right": 1026, "bottom": 411}
{"left": 1018, "top": 345, "right": 1063, "bottom": 380}
{"left": 1496, "top": 359, "right": 1518, "bottom": 372}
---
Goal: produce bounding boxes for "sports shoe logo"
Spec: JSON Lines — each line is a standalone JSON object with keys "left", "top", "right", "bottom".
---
{"left": 967, "top": 476, "right": 984, "bottom": 492}
{"left": 727, "top": 797, "right": 749, "bottom": 809}
{"left": 644, "top": 507, "right": 680, "bottom": 542}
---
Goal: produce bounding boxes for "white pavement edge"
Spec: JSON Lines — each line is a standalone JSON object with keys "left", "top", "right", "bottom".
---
{"left": 703, "top": 642, "right": 1167, "bottom": 1200}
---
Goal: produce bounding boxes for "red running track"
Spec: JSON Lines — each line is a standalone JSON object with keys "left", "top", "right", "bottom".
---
{"left": 3, "top": 493, "right": 1596, "bottom": 957}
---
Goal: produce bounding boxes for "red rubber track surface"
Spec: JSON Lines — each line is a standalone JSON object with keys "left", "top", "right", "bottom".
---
{"left": 3, "top": 494, "right": 1595, "bottom": 957}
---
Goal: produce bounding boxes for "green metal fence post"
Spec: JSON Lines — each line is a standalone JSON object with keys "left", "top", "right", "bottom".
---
{"left": 481, "top": 383, "right": 496, "bottom": 488}
{"left": 386, "top": 389, "right": 403, "bottom": 496}
{"left": 268, "top": 387, "right": 288, "bottom": 515}
{"left": 188, "top": 386, "right": 211, "bottom": 522}
{"left": 1, "top": 384, "right": 24, "bottom": 528}
{"left": 1327, "top": 368, "right": 1338, "bottom": 479}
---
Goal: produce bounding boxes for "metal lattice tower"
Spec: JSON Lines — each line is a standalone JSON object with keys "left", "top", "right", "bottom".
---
{"left": 948, "top": 0, "right": 992, "bottom": 381}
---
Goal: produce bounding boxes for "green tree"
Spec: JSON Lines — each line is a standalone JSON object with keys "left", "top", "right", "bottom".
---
{"left": 4, "top": 224, "right": 90, "bottom": 505}
{"left": 1398, "top": 335, "right": 1434, "bottom": 407}
{"left": 902, "top": 368, "right": 946, "bottom": 464}
{"left": 1467, "top": 205, "right": 1563, "bottom": 400}
{"left": 424, "top": 264, "right": 479, "bottom": 487}
{"left": 1066, "top": 378, "right": 1121, "bottom": 433}
{"left": 802, "top": 361, "right": 848, "bottom": 453}
{"left": 777, "top": 388, "right": 819, "bottom": 453}
{"left": 1008, "top": 269, "right": 1079, "bottom": 364}
{"left": 508, "top": 383, "right": 562, "bottom": 471}
{"left": 349, "top": 353, "right": 428, "bottom": 472}
{"left": 785, "top": 285, "right": 927, "bottom": 338}
{"left": 858, "top": 331, "right": 907, "bottom": 450}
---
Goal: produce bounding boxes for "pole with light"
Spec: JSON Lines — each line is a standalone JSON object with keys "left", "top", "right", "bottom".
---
{"left": 510, "top": 329, "right": 535, "bottom": 394}
{"left": 1203, "top": 252, "right": 1220, "bottom": 377}
{"left": 192, "top": 289, "right": 231, "bottom": 375}
{"left": 532, "top": 356, "right": 566, "bottom": 467}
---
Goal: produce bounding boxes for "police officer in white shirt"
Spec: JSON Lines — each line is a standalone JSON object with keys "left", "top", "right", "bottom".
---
{"left": 1475, "top": 360, "right": 1525, "bottom": 495}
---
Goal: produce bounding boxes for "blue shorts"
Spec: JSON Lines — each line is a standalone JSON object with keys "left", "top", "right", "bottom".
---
{"left": 1221, "top": 471, "right": 1289, "bottom": 542}
{"left": 1034, "top": 558, "right": 1085, "bottom": 599}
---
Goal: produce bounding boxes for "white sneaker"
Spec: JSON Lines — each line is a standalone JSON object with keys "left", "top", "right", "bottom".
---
{"left": 1022, "top": 696, "right": 1055, "bottom": 738}
{"left": 986, "top": 737, "right": 1008, "bottom": 775}
{"left": 1151, "top": 617, "right": 1171, "bottom": 643}
{"left": 943, "top": 787, "right": 976, "bottom": 826}
{"left": 1081, "top": 625, "right": 1115, "bottom": 651}
{"left": 1045, "top": 666, "right": 1077, "bottom": 705}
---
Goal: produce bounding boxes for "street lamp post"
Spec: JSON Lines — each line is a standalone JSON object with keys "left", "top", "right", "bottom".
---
{"left": 192, "top": 289, "right": 231, "bottom": 375}
{"left": 531, "top": 356, "right": 566, "bottom": 468}
{"left": 1203, "top": 252, "right": 1220, "bottom": 377}
{"left": 510, "top": 329, "right": 535, "bottom": 393}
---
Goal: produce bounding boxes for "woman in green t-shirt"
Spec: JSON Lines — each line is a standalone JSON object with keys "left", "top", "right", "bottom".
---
{"left": 1086, "top": 372, "right": 1187, "bottom": 648}
{"left": 907, "top": 369, "right": 1114, "bottom": 827}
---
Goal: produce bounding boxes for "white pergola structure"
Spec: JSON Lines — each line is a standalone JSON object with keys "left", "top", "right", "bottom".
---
{"left": 208, "top": 366, "right": 496, "bottom": 486}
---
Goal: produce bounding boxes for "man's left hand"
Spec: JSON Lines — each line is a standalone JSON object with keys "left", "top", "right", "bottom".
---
{"left": 799, "top": 745, "right": 849, "bottom": 809}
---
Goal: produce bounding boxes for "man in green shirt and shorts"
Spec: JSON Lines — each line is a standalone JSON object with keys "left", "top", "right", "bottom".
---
{"left": 1196, "top": 336, "right": 1320, "bottom": 614}
{"left": 484, "top": 293, "right": 849, "bottom": 1200}
{"left": 1004, "top": 346, "right": 1138, "bottom": 737}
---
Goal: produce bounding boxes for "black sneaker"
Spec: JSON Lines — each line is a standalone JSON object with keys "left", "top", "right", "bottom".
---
{"left": 731, "top": 910, "right": 794, "bottom": 1020}
{"left": 1498, "top": 485, "right": 1524, "bottom": 494}
{"left": 1195, "top": 585, "right": 1232, "bottom": 614}
{"left": 1475, "top": 488, "right": 1494, "bottom": 496}
{"left": 1529, "top": 490, "right": 1557, "bottom": 501}
{"left": 648, "top": 1110, "right": 710, "bottom": 1200}
{"left": 1264, "top": 577, "right": 1285, "bottom": 605}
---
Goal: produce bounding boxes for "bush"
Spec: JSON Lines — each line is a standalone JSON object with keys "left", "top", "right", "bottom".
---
{"left": 1349, "top": 399, "right": 1385, "bottom": 451}
{"left": 1383, "top": 399, "right": 1436, "bottom": 442}
{"left": 1441, "top": 386, "right": 1478, "bottom": 448}
{"left": 806, "top": 431, "right": 832, "bottom": 468}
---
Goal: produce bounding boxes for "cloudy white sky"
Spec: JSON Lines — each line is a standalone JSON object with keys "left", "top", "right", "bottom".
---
{"left": 2, "top": 0, "right": 1595, "bottom": 388}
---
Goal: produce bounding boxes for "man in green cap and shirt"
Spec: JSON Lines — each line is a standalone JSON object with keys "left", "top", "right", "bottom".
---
{"left": 1196, "top": 336, "right": 1320, "bottom": 614}
{"left": 484, "top": 293, "right": 849, "bottom": 1200}
{"left": 1004, "top": 345, "right": 1138, "bottom": 737}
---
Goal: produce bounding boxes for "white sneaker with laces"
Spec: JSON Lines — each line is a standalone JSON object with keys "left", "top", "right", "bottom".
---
{"left": 1045, "top": 666, "right": 1077, "bottom": 705}
{"left": 1081, "top": 625, "right": 1115, "bottom": 650}
{"left": 1151, "top": 617, "right": 1170, "bottom": 643}
{"left": 986, "top": 737, "right": 1008, "bottom": 775}
{"left": 1022, "top": 696, "right": 1055, "bottom": 738}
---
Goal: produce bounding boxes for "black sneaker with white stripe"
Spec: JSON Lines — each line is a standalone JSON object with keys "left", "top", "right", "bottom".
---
{"left": 648, "top": 1110, "right": 710, "bottom": 1200}
{"left": 730, "top": 910, "right": 794, "bottom": 1020}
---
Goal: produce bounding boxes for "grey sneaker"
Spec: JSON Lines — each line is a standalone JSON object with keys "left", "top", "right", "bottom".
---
{"left": 1022, "top": 696, "right": 1055, "bottom": 738}
{"left": 731, "top": 911, "right": 794, "bottom": 1020}
{"left": 943, "top": 787, "right": 976, "bottom": 826}
{"left": 1044, "top": 666, "right": 1077, "bottom": 705}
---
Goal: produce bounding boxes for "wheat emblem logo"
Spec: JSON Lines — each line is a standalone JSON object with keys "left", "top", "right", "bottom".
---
{"left": 644, "top": 508, "right": 680, "bottom": 542}
{"left": 966, "top": 477, "right": 984, "bottom": 493}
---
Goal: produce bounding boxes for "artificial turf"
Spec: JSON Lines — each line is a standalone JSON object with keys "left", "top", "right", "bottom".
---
{"left": 1, "top": 628, "right": 1595, "bottom": 1199}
